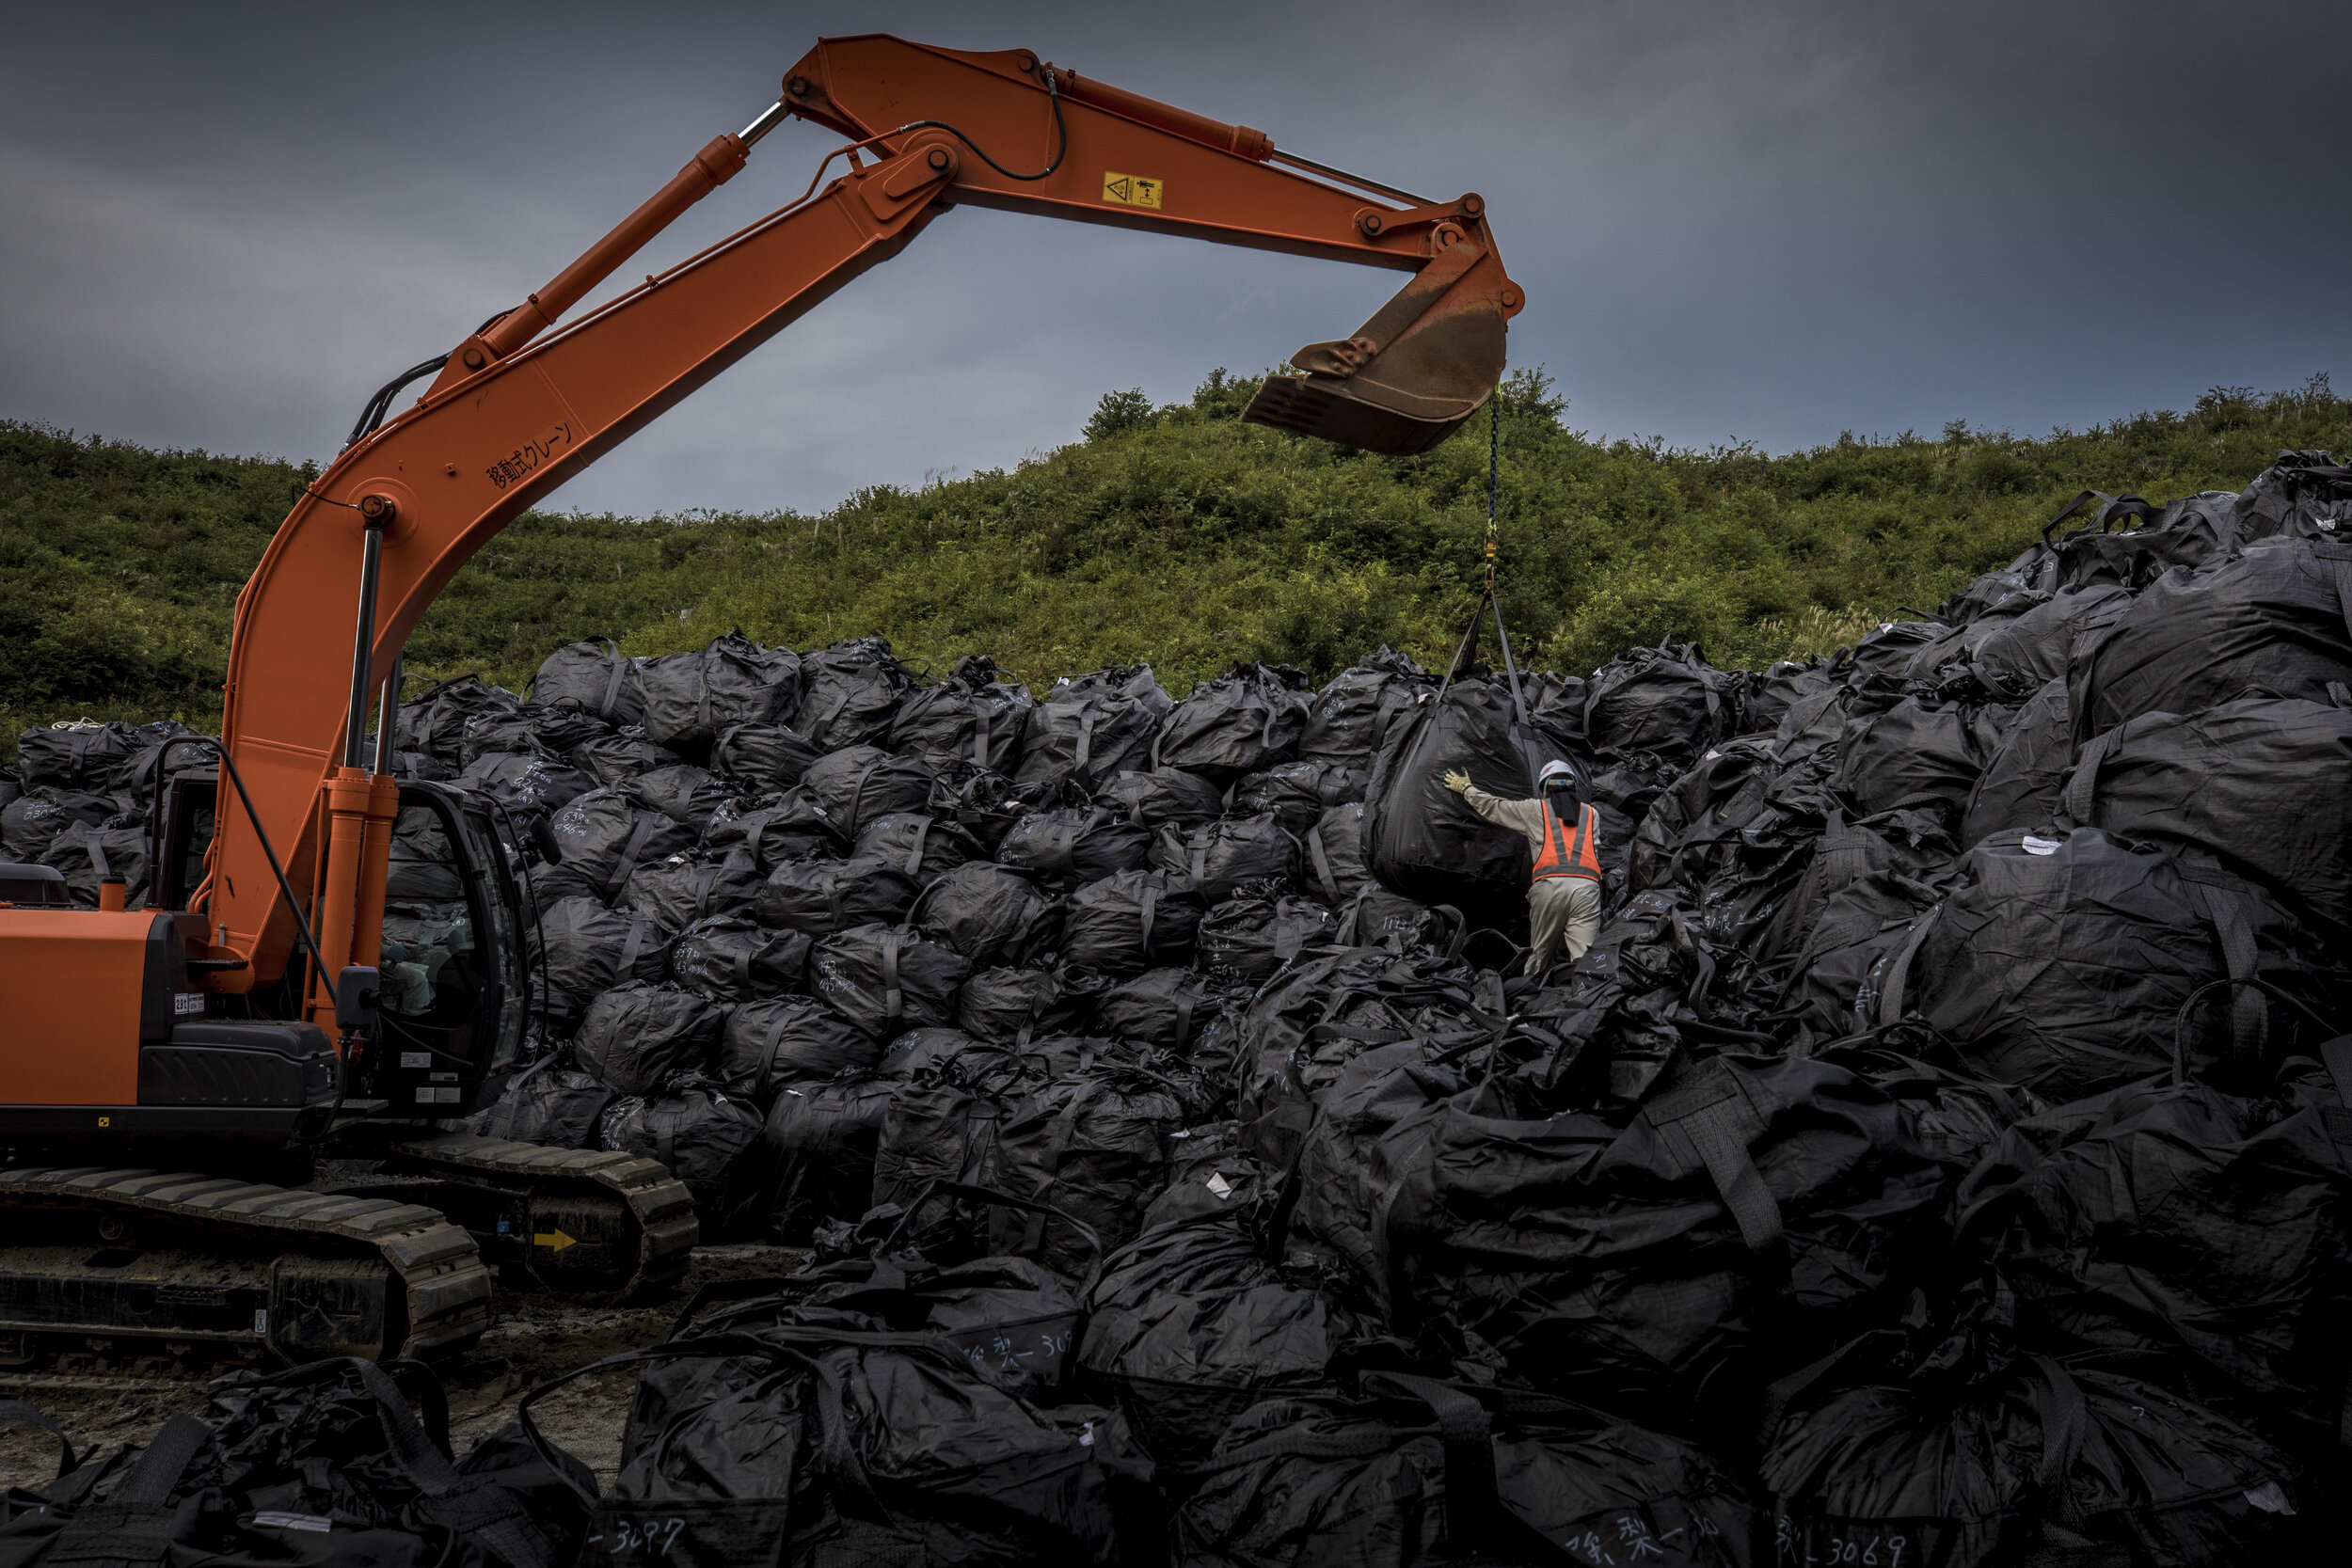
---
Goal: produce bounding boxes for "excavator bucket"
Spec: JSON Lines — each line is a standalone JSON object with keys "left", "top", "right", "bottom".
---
{"left": 1243, "top": 234, "right": 1514, "bottom": 455}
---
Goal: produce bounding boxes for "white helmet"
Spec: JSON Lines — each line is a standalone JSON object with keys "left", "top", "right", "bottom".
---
{"left": 1536, "top": 759, "right": 1579, "bottom": 790}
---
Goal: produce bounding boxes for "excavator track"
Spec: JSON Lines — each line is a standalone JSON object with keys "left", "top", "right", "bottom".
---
{"left": 0, "top": 1165, "right": 490, "bottom": 1372}
{"left": 379, "top": 1133, "right": 698, "bottom": 1301}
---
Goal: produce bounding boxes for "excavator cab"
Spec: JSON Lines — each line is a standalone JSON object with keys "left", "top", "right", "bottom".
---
{"left": 155, "top": 775, "right": 531, "bottom": 1126}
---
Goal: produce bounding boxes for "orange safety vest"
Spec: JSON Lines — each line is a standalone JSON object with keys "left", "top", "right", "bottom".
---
{"left": 1532, "top": 800, "right": 1602, "bottom": 882}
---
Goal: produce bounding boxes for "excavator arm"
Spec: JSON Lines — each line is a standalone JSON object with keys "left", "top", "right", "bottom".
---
{"left": 199, "top": 34, "right": 1522, "bottom": 1015}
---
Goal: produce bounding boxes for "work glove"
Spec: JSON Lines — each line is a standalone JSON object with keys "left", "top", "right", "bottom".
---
{"left": 1441, "top": 768, "right": 1470, "bottom": 794}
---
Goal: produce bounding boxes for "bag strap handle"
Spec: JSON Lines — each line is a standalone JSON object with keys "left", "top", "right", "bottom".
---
{"left": 597, "top": 639, "right": 628, "bottom": 721}
{"left": 108, "top": 1412, "right": 214, "bottom": 1506}
{"left": 0, "top": 1398, "right": 77, "bottom": 1481}
{"left": 881, "top": 927, "right": 903, "bottom": 1022}
{"left": 1644, "top": 1064, "right": 1785, "bottom": 1252}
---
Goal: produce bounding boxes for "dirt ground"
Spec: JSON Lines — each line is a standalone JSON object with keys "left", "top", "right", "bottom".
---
{"left": 0, "top": 1242, "right": 803, "bottom": 1494}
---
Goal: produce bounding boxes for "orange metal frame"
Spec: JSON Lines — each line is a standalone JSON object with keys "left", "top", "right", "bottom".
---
{"left": 195, "top": 35, "right": 1521, "bottom": 1024}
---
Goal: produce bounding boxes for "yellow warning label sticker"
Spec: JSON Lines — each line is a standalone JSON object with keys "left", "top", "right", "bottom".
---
{"left": 1101, "top": 172, "right": 1164, "bottom": 210}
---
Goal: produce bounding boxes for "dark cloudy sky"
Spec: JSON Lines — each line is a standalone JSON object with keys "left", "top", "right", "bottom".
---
{"left": 3, "top": 1, "right": 2343, "bottom": 516}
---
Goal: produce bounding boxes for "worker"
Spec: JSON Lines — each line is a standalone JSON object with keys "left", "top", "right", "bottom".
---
{"left": 1440, "top": 758, "right": 1603, "bottom": 975}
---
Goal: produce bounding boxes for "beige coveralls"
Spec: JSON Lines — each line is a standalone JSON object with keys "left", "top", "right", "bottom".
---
{"left": 1462, "top": 784, "right": 1604, "bottom": 974}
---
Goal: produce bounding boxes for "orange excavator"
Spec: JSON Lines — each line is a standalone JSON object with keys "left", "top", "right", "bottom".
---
{"left": 0, "top": 35, "right": 1519, "bottom": 1370}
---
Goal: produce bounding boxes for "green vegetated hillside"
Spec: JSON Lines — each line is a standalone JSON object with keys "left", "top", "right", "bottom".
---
{"left": 6, "top": 370, "right": 2348, "bottom": 761}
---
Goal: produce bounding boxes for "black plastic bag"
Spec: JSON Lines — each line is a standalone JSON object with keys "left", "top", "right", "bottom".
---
{"left": 0, "top": 785, "right": 114, "bottom": 861}
{"left": 669, "top": 914, "right": 808, "bottom": 1003}
{"left": 1585, "top": 641, "right": 1738, "bottom": 765}
{"left": 753, "top": 853, "right": 919, "bottom": 937}
{"left": 1098, "top": 766, "right": 1226, "bottom": 829}
{"left": 699, "top": 788, "right": 844, "bottom": 868}
{"left": 628, "top": 761, "right": 731, "bottom": 827}
{"left": 709, "top": 721, "right": 820, "bottom": 791}
{"left": 716, "top": 994, "right": 882, "bottom": 1101}
{"left": 1152, "top": 661, "right": 1309, "bottom": 784}
{"left": 1149, "top": 811, "right": 1299, "bottom": 903}
{"left": 535, "top": 786, "right": 696, "bottom": 905}
{"left": 531, "top": 895, "right": 671, "bottom": 1023}
{"left": 1296, "top": 646, "right": 1434, "bottom": 768}
{"left": 908, "top": 861, "right": 1060, "bottom": 966}
{"left": 1091, "top": 965, "right": 1229, "bottom": 1054}
{"left": 464, "top": 1056, "right": 614, "bottom": 1149}
{"left": 38, "top": 819, "right": 149, "bottom": 908}
{"left": 1058, "top": 869, "right": 1202, "bottom": 977}
{"left": 568, "top": 729, "right": 684, "bottom": 789}
{"left": 615, "top": 847, "right": 765, "bottom": 930}
{"left": 995, "top": 804, "right": 1153, "bottom": 889}
{"left": 1179, "top": 1374, "right": 1756, "bottom": 1567}
{"left": 852, "top": 810, "right": 981, "bottom": 882}
{"left": 453, "top": 752, "right": 596, "bottom": 823}
{"left": 1301, "top": 801, "right": 1375, "bottom": 905}
{"left": 532, "top": 637, "right": 647, "bottom": 726}
{"left": 571, "top": 981, "right": 726, "bottom": 1096}
{"left": 398, "top": 675, "right": 523, "bottom": 768}
{"left": 598, "top": 1079, "right": 763, "bottom": 1225}
{"left": 888, "top": 654, "right": 1032, "bottom": 772}
{"left": 14, "top": 721, "right": 142, "bottom": 790}
{"left": 1832, "top": 696, "right": 1990, "bottom": 822}
{"left": 2071, "top": 535, "right": 2352, "bottom": 744}
{"left": 727, "top": 1068, "right": 900, "bottom": 1241}
{"left": 799, "top": 745, "right": 934, "bottom": 836}
{"left": 795, "top": 636, "right": 910, "bottom": 750}
{"left": 1905, "top": 828, "right": 2333, "bottom": 1100}
{"left": 1359, "top": 679, "right": 1536, "bottom": 929}
{"left": 959, "top": 965, "right": 1073, "bottom": 1043}
{"left": 809, "top": 922, "right": 972, "bottom": 1037}
{"left": 1016, "top": 664, "right": 1171, "bottom": 790}
{"left": 638, "top": 629, "right": 801, "bottom": 754}
{"left": 980, "top": 1066, "right": 1186, "bottom": 1275}
{"left": 1967, "top": 582, "right": 2133, "bottom": 697}
{"left": 1961, "top": 673, "right": 2073, "bottom": 843}
{"left": 871, "top": 1050, "right": 1034, "bottom": 1237}
{"left": 2061, "top": 695, "right": 2352, "bottom": 933}
{"left": 1197, "top": 894, "right": 1337, "bottom": 981}
{"left": 1230, "top": 758, "right": 1369, "bottom": 835}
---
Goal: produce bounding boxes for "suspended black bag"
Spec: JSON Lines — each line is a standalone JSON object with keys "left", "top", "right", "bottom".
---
{"left": 1149, "top": 811, "right": 1300, "bottom": 904}
{"left": 979, "top": 1067, "right": 1188, "bottom": 1276}
{"left": 1296, "top": 646, "right": 1434, "bottom": 768}
{"left": 753, "top": 853, "right": 920, "bottom": 938}
{"left": 520, "top": 1329, "right": 1122, "bottom": 1568}
{"left": 709, "top": 720, "right": 820, "bottom": 791}
{"left": 1092, "top": 966, "right": 1229, "bottom": 1055}
{"left": 1301, "top": 801, "right": 1375, "bottom": 904}
{"left": 670, "top": 914, "right": 808, "bottom": 1004}
{"left": 1391, "top": 1054, "right": 1945, "bottom": 1431}
{"left": 799, "top": 745, "right": 934, "bottom": 837}
{"left": 1960, "top": 673, "right": 2073, "bottom": 844}
{"left": 853, "top": 811, "right": 981, "bottom": 883}
{"left": 908, "top": 862, "right": 1060, "bottom": 966}
{"left": 1197, "top": 894, "right": 1337, "bottom": 981}
{"left": 571, "top": 981, "right": 726, "bottom": 1097}
{"left": 38, "top": 819, "right": 150, "bottom": 909}
{"left": 638, "top": 630, "right": 801, "bottom": 755}
{"left": 716, "top": 995, "right": 881, "bottom": 1102}
{"left": 699, "top": 788, "right": 845, "bottom": 869}
{"left": 2060, "top": 695, "right": 2352, "bottom": 934}
{"left": 533, "top": 638, "right": 648, "bottom": 726}
{"left": 1762, "top": 1339, "right": 2301, "bottom": 1568}
{"left": 616, "top": 847, "right": 765, "bottom": 931}
{"left": 537, "top": 786, "right": 696, "bottom": 906}
{"left": 1098, "top": 766, "right": 1226, "bottom": 830}
{"left": 1177, "top": 1373, "right": 1756, "bottom": 1568}
{"left": 1230, "top": 758, "right": 1369, "bottom": 835}
{"left": 1360, "top": 678, "right": 1536, "bottom": 930}
{"left": 532, "top": 895, "right": 670, "bottom": 1024}
{"left": 1059, "top": 869, "right": 1203, "bottom": 977}
{"left": 1584, "top": 641, "right": 1737, "bottom": 765}
{"left": 14, "top": 721, "right": 141, "bottom": 790}
{"left": 1078, "top": 1209, "right": 1373, "bottom": 1466}
{"left": 567, "top": 730, "right": 685, "bottom": 790}
{"left": 0, "top": 786, "right": 113, "bottom": 861}
{"left": 1904, "top": 828, "right": 2334, "bottom": 1101}
{"left": 995, "top": 804, "right": 1152, "bottom": 889}
{"left": 598, "top": 1081, "right": 763, "bottom": 1226}
{"left": 1015, "top": 665, "right": 1172, "bottom": 790}
{"left": 1152, "top": 662, "right": 1310, "bottom": 784}
{"left": 959, "top": 965, "right": 1073, "bottom": 1044}
{"left": 888, "top": 654, "right": 1032, "bottom": 773}
{"left": 728, "top": 1069, "right": 899, "bottom": 1242}
{"left": 810, "top": 922, "right": 972, "bottom": 1037}
{"left": 2071, "top": 535, "right": 2352, "bottom": 745}
{"left": 1955, "top": 1062, "right": 2352, "bottom": 1452}
{"left": 795, "top": 636, "right": 910, "bottom": 751}
{"left": 463, "top": 1056, "right": 614, "bottom": 1149}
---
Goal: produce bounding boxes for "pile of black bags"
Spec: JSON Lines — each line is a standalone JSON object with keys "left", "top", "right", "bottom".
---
{"left": 30, "top": 451, "right": 2352, "bottom": 1563}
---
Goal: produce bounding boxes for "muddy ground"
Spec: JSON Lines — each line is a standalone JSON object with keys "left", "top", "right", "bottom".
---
{"left": 0, "top": 1243, "right": 803, "bottom": 1494}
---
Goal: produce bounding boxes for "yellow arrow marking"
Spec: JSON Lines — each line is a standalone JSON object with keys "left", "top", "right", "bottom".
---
{"left": 532, "top": 1229, "right": 578, "bottom": 1251}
